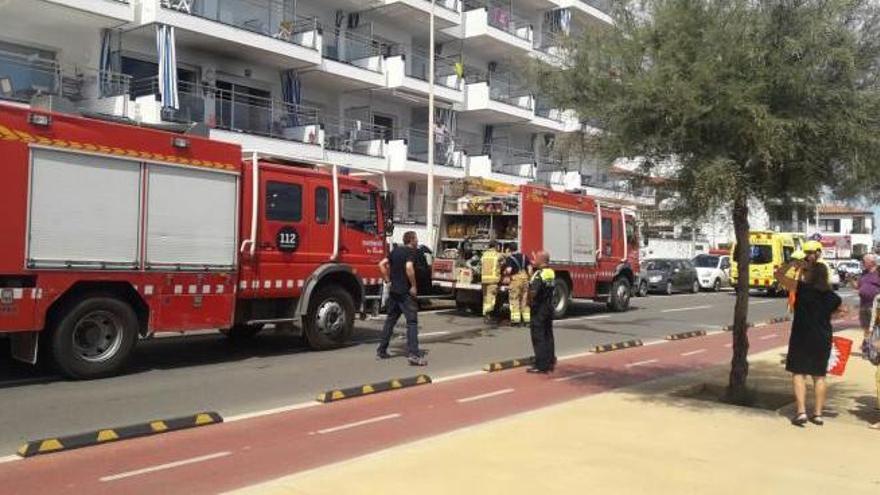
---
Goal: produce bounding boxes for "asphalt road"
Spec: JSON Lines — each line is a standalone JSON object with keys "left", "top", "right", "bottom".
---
{"left": 0, "top": 288, "right": 857, "bottom": 454}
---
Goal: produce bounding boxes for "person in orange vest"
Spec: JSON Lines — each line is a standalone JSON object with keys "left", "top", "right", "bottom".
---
{"left": 481, "top": 240, "right": 501, "bottom": 323}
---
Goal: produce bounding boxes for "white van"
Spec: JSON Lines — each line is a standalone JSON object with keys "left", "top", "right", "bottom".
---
{"left": 693, "top": 254, "right": 731, "bottom": 291}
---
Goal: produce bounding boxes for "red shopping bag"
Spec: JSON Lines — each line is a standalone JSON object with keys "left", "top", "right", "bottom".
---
{"left": 827, "top": 337, "right": 853, "bottom": 376}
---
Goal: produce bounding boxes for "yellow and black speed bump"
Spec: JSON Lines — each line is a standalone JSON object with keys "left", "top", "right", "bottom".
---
{"left": 316, "top": 375, "right": 432, "bottom": 403}
{"left": 665, "top": 330, "right": 707, "bottom": 341}
{"left": 592, "top": 339, "right": 643, "bottom": 353}
{"left": 483, "top": 356, "right": 535, "bottom": 372}
{"left": 17, "top": 412, "right": 222, "bottom": 458}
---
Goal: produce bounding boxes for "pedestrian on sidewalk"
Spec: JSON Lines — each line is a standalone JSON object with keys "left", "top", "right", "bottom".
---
{"left": 504, "top": 244, "right": 532, "bottom": 327}
{"left": 857, "top": 254, "right": 880, "bottom": 347}
{"left": 775, "top": 246, "right": 845, "bottom": 426}
{"left": 527, "top": 251, "right": 556, "bottom": 374}
{"left": 377, "top": 231, "right": 426, "bottom": 366}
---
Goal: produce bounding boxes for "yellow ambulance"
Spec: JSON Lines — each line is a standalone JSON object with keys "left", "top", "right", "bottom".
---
{"left": 730, "top": 231, "right": 798, "bottom": 295}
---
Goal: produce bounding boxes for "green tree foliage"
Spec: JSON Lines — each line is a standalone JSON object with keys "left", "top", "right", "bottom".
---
{"left": 534, "top": 0, "right": 880, "bottom": 398}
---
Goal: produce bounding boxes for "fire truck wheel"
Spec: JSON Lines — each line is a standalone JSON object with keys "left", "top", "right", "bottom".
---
{"left": 51, "top": 296, "right": 139, "bottom": 379}
{"left": 220, "top": 324, "right": 264, "bottom": 340}
{"left": 607, "top": 277, "right": 632, "bottom": 312}
{"left": 303, "top": 286, "right": 355, "bottom": 350}
{"left": 552, "top": 279, "right": 571, "bottom": 319}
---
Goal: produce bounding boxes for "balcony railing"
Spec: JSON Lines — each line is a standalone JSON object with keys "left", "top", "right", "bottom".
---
{"left": 488, "top": 71, "right": 534, "bottom": 110}
{"left": 425, "top": 0, "right": 460, "bottom": 13}
{"left": 404, "top": 51, "right": 462, "bottom": 90}
{"left": 463, "top": 0, "right": 533, "bottom": 42}
{"left": 322, "top": 30, "right": 387, "bottom": 72}
{"left": 131, "top": 76, "right": 322, "bottom": 145}
{"left": 161, "top": 0, "right": 321, "bottom": 50}
{"left": 0, "top": 50, "right": 129, "bottom": 111}
{"left": 535, "top": 97, "right": 564, "bottom": 121}
{"left": 213, "top": 88, "right": 321, "bottom": 144}
{"left": 396, "top": 128, "right": 464, "bottom": 168}
{"left": 324, "top": 118, "right": 388, "bottom": 158}
{"left": 487, "top": 144, "right": 536, "bottom": 178}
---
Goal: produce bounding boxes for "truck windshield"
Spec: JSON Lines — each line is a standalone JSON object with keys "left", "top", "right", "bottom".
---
{"left": 693, "top": 255, "right": 719, "bottom": 268}
{"left": 750, "top": 245, "right": 773, "bottom": 264}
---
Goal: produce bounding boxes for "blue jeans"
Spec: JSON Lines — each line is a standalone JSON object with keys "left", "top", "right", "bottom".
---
{"left": 378, "top": 292, "right": 420, "bottom": 357}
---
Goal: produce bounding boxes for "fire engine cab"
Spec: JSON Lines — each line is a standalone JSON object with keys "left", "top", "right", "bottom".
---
{"left": 0, "top": 104, "right": 392, "bottom": 379}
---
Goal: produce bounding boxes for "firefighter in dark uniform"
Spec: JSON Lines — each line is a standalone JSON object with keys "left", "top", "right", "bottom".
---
{"left": 527, "top": 250, "right": 556, "bottom": 373}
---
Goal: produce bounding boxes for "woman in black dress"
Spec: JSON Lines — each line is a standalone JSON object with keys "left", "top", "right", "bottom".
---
{"left": 775, "top": 251, "right": 844, "bottom": 426}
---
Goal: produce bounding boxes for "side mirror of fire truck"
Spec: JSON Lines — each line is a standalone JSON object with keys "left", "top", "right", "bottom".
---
{"left": 379, "top": 191, "right": 395, "bottom": 237}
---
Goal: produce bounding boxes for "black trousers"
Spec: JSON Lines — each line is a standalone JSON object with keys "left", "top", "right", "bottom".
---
{"left": 530, "top": 304, "right": 555, "bottom": 370}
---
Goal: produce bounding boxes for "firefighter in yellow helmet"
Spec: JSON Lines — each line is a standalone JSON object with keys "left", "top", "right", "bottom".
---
{"left": 481, "top": 240, "right": 501, "bottom": 323}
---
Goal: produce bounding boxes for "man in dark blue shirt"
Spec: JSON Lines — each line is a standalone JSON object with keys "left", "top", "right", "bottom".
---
{"left": 377, "top": 231, "right": 426, "bottom": 366}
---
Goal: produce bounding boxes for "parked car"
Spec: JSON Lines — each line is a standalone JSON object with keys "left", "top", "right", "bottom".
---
{"left": 693, "top": 254, "right": 731, "bottom": 291}
{"left": 829, "top": 266, "right": 841, "bottom": 291}
{"left": 644, "top": 259, "right": 700, "bottom": 295}
{"left": 836, "top": 260, "right": 862, "bottom": 281}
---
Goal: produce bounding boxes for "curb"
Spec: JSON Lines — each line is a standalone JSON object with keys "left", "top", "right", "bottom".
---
{"left": 316, "top": 375, "right": 432, "bottom": 403}
{"left": 665, "top": 330, "right": 707, "bottom": 341}
{"left": 17, "top": 412, "right": 222, "bottom": 458}
{"left": 483, "top": 356, "right": 535, "bottom": 372}
{"left": 592, "top": 339, "right": 643, "bottom": 353}
{"left": 722, "top": 315, "right": 791, "bottom": 331}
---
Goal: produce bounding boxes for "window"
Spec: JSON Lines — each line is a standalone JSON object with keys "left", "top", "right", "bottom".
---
{"left": 601, "top": 218, "right": 613, "bottom": 239}
{"left": 266, "top": 182, "right": 302, "bottom": 222}
{"left": 342, "top": 190, "right": 378, "bottom": 234}
{"left": 315, "top": 187, "right": 329, "bottom": 224}
{"left": 693, "top": 255, "right": 719, "bottom": 268}
{"left": 749, "top": 245, "right": 773, "bottom": 264}
{"left": 783, "top": 246, "right": 793, "bottom": 262}
{"left": 819, "top": 219, "right": 840, "bottom": 233}
{"left": 625, "top": 219, "right": 637, "bottom": 245}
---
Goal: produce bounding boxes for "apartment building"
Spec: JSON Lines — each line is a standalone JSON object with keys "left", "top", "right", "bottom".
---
{"left": 816, "top": 204, "right": 874, "bottom": 257}
{"left": 0, "top": 0, "right": 650, "bottom": 243}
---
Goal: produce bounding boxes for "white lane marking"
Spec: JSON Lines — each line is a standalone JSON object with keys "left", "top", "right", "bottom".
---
{"left": 420, "top": 331, "right": 450, "bottom": 337}
{"left": 661, "top": 305, "right": 712, "bottom": 313}
{"left": 558, "top": 351, "right": 595, "bottom": 361}
{"left": 0, "top": 455, "right": 21, "bottom": 465}
{"left": 749, "top": 300, "right": 775, "bottom": 305}
{"left": 724, "top": 343, "right": 732, "bottom": 348}
{"left": 433, "top": 370, "right": 486, "bottom": 383}
{"left": 626, "top": 359, "right": 659, "bottom": 368}
{"left": 314, "top": 413, "right": 401, "bottom": 435}
{"left": 553, "top": 371, "right": 596, "bottom": 383}
{"left": 753, "top": 322, "right": 768, "bottom": 328}
{"left": 456, "top": 388, "right": 515, "bottom": 403}
{"left": 759, "top": 333, "right": 779, "bottom": 340}
{"left": 225, "top": 401, "right": 322, "bottom": 423}
{"left": 99, "top": 452, "right": 231, "bottom": 482}
{"left": 582, "top": 315, "right": 612, "bottom": 320}
{"left": 643, "top": 339, "right": 667, "bottom": 346}
{"left": 681, "top": 349, "right": 707, "bottom": 357}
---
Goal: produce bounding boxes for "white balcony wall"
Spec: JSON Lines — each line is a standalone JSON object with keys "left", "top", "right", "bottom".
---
{"left": 44, "top": 0, "right": 134, "bottom": 22}
{"left": 209, "top": 128, "right": 325, "bottom": 161}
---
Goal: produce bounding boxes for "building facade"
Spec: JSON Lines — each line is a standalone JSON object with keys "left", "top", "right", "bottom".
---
{"left": 0, "top": 0, "right": 653, "bottom": 244}
{"left": 816, "top": 204, "right": 875, "bottom": 258}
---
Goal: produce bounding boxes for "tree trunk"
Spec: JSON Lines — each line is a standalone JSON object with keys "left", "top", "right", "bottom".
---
{"left": 727, "top": 191, "right": 751, "bottom": 403}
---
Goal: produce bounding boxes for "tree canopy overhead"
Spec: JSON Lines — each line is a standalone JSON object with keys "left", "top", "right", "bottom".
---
{"left": 534, "top": 0, "right": 880, "bottom": 396}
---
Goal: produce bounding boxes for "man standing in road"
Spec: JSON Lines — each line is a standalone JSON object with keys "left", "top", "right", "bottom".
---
{"left": 481, "top": 240, "right": 502, "bottom": 324}
{"left": 377, "top": 231, "right": 426, "bottom": 366}
{"left": 504, "top": 244, "right": 532, "bottom": 327}
{"left": 527, "top": 251, "right": 556, "bottom": 373}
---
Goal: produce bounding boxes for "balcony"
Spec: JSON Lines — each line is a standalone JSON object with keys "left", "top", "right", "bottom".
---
{"left": 448, "top": 0, "right": 534, "bottom": 58}
{"left": 319, "top": 31, "right": 387, "bottom": 88}
{"left": 580, "top": 176, "right": 657, "bottom": 206}
{"left": 370, "top": 0, "right": 462, "bottom": 28}
{"left": 384, "top": 49, "right": 464, "bottom": 103}
{"left": 35, "top": 0, "right": 134, "bottom": 22}
{"left": 528, "top": 96, "right": 580, "bottom": 132}
{"left": 549, "top": 0, "right": 613, "bottom": 25}
{"left": 458, "top": 71, "right": 534, "bottom": 122}
{"left": 0, "top": 50, "right": 130, "bottom": 117}
{"left": 323, "top": 118, "right": 389, "bottom": 171}
{"left": 385, "top": 128, "right": 467, "bottom": 179}
{"left": 465, "top": 142, "right": 535, "bottom": 184}
{"left": 148, "top": 0, "right": 322, "bottom": 68}
{"left": 130, "top": 76, "right": 326, "bottom": 159}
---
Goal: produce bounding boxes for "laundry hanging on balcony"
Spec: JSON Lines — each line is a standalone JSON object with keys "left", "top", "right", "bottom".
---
{"left": 280, "top": 69, "right": 302, "bottom": 126}
{"left": 156, "top": 24, "right": 179, "bottom": 110}
{"left": 543, "top": 8, "right": 571, "bottom": 35}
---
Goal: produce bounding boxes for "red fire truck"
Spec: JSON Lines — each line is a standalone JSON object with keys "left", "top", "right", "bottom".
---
{"left": 0, "top": 104, "right": 392, "bottom": 379}
{"left": 431, "top": 179, "right": 640, "bottom": 317}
